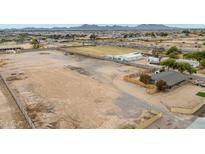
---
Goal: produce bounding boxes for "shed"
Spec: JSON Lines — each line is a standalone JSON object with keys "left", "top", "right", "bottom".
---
{"left": 148, "top": 56, "right": 160, "bottom": 65}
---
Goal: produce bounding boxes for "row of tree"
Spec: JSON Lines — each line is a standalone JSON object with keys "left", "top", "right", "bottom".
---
{"left": 183, "top": 51, "right": 205, "bottom": 68}
{"left": 183, "top": 51, "right": 205, "bottom": 61}
{"left": 145, "top": 32, "right": 169, "bottom": 38}
{"left": 48, "top": 34, "right": 87, "bottom": 40}
{"left": 122, "top": 32, "right": 169, "bottom": 39}
{"left": 160, "top": 58, "right": 197, "bottom": 74}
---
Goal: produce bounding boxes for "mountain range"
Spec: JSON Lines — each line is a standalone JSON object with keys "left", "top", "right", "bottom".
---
{"left": 63, "top": 24, "right": 174, "bottom": 30}
{"left": 0, "top": 24, "right": 179, "bottom": 31}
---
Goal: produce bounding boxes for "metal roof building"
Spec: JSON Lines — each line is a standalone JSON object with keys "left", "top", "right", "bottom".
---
{"left": 108, "top": 52, "right": 143, "bottom": 62}
{"left": 151, "top": 71, "right": 188, "bottom": 88}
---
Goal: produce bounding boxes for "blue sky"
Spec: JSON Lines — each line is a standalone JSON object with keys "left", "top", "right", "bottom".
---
{"left": 0, "top": 24, "right": 205, "bottom": 29}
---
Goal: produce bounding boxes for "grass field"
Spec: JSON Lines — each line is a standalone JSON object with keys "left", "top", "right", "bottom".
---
{"left": 196, "top": 92, "right": 205, "bottom": 97}
{"left": 68, "top": 46, "right": 136, "bottom": 56}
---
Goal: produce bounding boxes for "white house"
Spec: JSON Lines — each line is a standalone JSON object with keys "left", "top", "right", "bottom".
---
{"left": 176, "top": 59, "right": 199, "bottom": 68}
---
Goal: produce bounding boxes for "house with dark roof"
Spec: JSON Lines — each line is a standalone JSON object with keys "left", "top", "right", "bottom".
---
{"left": 151, "top": 71, "right": 188, "bottom": 88}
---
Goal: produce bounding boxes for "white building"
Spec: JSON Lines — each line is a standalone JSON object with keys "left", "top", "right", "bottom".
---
{"left": 108, "top": 52, "right": 143, "bottom": 62}
{"left": 177, "top": 59, "right": 199, "bottom": 68}
{"left": 148, "top": 56, "right": 160, "bottom": 65}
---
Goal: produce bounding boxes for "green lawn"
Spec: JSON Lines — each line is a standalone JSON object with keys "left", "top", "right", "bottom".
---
{"left": 196, "top": 92, "right": 205, "bottom": 97}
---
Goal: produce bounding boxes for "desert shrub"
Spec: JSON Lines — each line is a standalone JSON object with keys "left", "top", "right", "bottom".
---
{"left": 159, "top": 32, "right": 168, "bottom": 37}
{"left": 139, "top": 74, "right": 151, "bottom": 84}
{"left": 90, "top": 33, "right": 97, "bottom": 40}
{"left": 145, "top": 32, "right": 156, "bottom": 37}
{"left": 182, "top": 30, "right": 190, "bottom": 34}
{"left": 156, "top": 80, "right": 167, "bottom": 91}
{"left": 182, "top": 30, "right": 190, "bottom": 36}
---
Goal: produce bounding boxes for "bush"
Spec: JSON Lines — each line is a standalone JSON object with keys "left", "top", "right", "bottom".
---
{"left": 156, "top": 80, "right": 167, "bottom": 91}
{"left": 168, "top": 52, "right": 179, "bottom": 59}
{"left": 200, "top": 59, "right": 205, "bottom": 68}
{"left": 182, "top": 30, "right": 190, "bottom": 36}
{"left": 90, "top": 33, "right": 97, "bottom": 40}
{"left": 166, "top": 46, "right": 181, "bottom": 55}
{"left": 145, "top": 32, "right": 156, "bottom": 37}
{"left": 139, "top": 74, "right": 151, "bottom": 84}
{"left": 159, "top": 32, "right": 168, "bottom": 37}
{"left": 182, "top": 30, "right": 190, "bottom": 34}
{"left": 31, "top": 37, "right": 40, "bottom": 49}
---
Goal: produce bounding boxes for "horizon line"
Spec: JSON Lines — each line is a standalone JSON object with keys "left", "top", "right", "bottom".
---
{"left": 0, "top": 24, "right": 205, "bottom": 30}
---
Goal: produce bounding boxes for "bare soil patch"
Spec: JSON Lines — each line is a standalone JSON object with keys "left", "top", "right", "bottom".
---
{"left": 11, "top": 68, "right": 122, "bottom": 128}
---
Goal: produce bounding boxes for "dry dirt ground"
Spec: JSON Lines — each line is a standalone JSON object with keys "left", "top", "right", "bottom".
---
{"left": 0, "top": 50, "right": 200, "bottom": 128}
{"left": 0, "top": 51, "right": 144, "bottom": 128}
{"left": 126, "top": 36, "right": 205, "bottom": 51}
{"left": 0, "top": 84, "right": 28, "bottom": 128}
{"left": 0, "top": 42, "right": 32, "bottom": 49}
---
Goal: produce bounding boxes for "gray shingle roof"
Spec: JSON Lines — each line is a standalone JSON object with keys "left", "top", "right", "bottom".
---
{"left": 151, "top": 71, "right": 188, "bottom": 87}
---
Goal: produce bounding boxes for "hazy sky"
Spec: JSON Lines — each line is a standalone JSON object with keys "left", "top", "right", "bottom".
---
{"left": 0, "top": 24, "right": 205, "bottom": 29}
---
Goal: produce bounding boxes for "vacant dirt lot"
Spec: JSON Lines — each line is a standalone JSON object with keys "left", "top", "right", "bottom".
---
{"left": 0, "top": 50, "right": 200, "bottom": 128}
{"left": 0, "top": 84, "right": 28, "bottom": 128}
{"left": 0, "top": 50, "right": 150, "bottom": 128}
{"left": 13, "top": 68, "right": 122, "bottom": 128}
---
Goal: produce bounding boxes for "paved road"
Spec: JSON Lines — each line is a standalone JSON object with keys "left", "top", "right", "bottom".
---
{"left": 187, "top": 118, "right": 205, "bottom": 128}
{"left": 190, "top": 74, "right": 205, "bottom": 82}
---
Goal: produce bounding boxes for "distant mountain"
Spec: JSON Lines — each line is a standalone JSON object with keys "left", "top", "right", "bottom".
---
{"left": 136, "top": 24, "right": 171, "bottom": 30}
{"left": 68, "top": 24, "right": 131, "bottom": 30}
{"left": 68, "top": 24, "right": 174, "bottom": 31}
{"left": 1, "top": 24, "right": 178, "bottom": 32}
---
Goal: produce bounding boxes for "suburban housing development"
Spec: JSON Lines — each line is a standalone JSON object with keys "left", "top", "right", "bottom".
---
{"left": 0, "top": 24, "right": 205, "bottom": 128}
